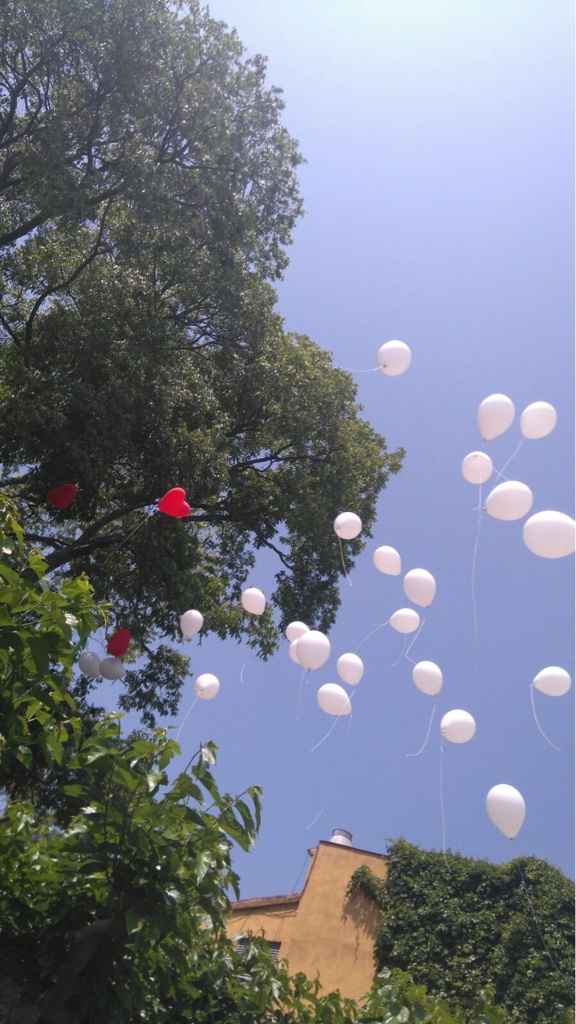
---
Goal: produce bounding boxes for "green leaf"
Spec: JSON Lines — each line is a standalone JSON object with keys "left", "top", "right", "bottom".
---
{"left": 125, "top": 909, "right": 145, "bottom": 936}
{"left": 45, "top": 730, "right": 63, "bottom": 764}
{"left": 0, "top": 561, "right": 20, "bottom": 585}
{"left": 62, "top": 784, "right": 85, "bottom": 797}
{"left": 146, "top": 770, "right": 164, "bottom": 793}
{"left": 28, "top": 635, "right": 53, "bottom": 676}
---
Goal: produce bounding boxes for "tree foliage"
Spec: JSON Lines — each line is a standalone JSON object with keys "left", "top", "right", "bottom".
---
{"left": 358, "top": 968, "right": 507, "bottom": 1024}
{"left": 348, "top": 840, "right": 575, "bottom": 1024}
{"left": 0, "top": 501, "right": 509, "bottom": 1023}
{"left": 0, "top": 497, "right": 351, "bottom": 1022}
{"left": 0, "top": 0, "right": 403, "bottom": 723}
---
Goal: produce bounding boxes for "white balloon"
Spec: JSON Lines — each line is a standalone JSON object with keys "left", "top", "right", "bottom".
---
{"left": 241, "top": 587, "right": 266, "bottom": 616}
{"left": 334, "top": 512, "right": 362, "bottom": 540}
{"left": 403, "top": 568, "right": 436, "bottom": 608}
{"left": 78, "top": 651, "right": 101, "bottom": 678}
{"left": 317, "top": 683, "right": 352, "bottom": 716}
{"left": 440, "top": 709, "right": 476, "bottom": 744}
{"left": 389, "top": 608, "right": 420, "bottom": 634}
{"left": 377, "top": 339, "right": 412, "bottom": 377}
{"left": 520, "top": 401, "right": 557, "bottom": 440}
{"left": 412, "top": 661, "right": 443, "bottom": 696}
{"left": 533, "top": 666, "right": 572, "bottom": 697}
{"left": 373, "top": 545, "right": 402, "bottom": 575}
{"left": 289, "top": 638, "right": 303, "bottom": 665}
{"left": 285, "top": 621, "right": 309, "bottom": 643}
{"left": 336, "top": 653, "right": 364, "bottom": 686}
{"left": 180, "top": 609, "right": 204, "bottom": 639}
{"left": 486, "top": 784, "right": 526, "bottom": 839}
{"left": 297, "top": 630, "right": 331, "bottom": 670}
{"left": 99, "top": 656, "right": 125, "bottom": 681}
{"left": 485, "top": 481, "right": 533, "bottom": 521}
{"left": 194, "top": 672, "right": 220, "bottom": 700}
{"left": 461, "top": 451, "right": 493, "bottom": 485}
{"left": 477, "top": 393, "right": 515, "bottom": 441}
{"left": 523, "top": 511, "right": 576, "bottom": 559}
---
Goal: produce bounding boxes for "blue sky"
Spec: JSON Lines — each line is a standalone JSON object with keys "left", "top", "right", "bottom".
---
{"left": 110, "top": 1, "right": 574, "bottom": 894}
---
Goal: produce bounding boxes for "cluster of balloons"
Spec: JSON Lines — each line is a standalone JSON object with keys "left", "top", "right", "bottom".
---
{"left": 173, "top": 588, "right": 268, "bottom": 703}
{"left": 178, "top": 609, "right": 221, "bottom": 700}
{"left": 455, "top": 393, "right": 574, "bottom": 836}
{"left": 70, "top": 350, "right": 573, "bottom": 849}
{"left": 463, "top": 394, "right": 575, "bottom": 556}
{"left": 282, "top": 512, "right": 444, "bottom": 722}
{"left": 371, "top": 533, "right": 445, "bottom": 702}
{"left": 334, "top": 511, "right": 480, "bottom": 756}
{"left": 79, "top": 628, "right": 133, "bottom": 681}
{"left": 79, "top": 651, "right": 124, "bottom": 681}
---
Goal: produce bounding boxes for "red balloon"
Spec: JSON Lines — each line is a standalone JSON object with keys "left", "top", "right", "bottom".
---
{"left": 157, "top": 487, "right": 191, "bottom": 518}
{"left": 47, "top": 482, "right": 78, "bottom": 510}
{"left": 106, "top": 628, "right": 132, "bottom": 657}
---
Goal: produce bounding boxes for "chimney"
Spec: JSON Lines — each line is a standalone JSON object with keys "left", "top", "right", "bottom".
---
{"left": 329, "top": 827, "right": 353, "bottom": 847}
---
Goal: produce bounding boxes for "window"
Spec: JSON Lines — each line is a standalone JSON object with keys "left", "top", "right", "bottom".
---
{"left": 267, "top": 941, "right": 281, "bottom": 962}
{"left": 234, "top": 936, "right": 281, "bottom": 962}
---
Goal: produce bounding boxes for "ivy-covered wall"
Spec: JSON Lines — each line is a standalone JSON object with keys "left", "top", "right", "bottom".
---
{"left": 348, "top": 840, "right": 574, "bottom": 1024}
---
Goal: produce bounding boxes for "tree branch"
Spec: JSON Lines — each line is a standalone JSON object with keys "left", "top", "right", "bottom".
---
{"left": 0, "top": 211, "right": 46, "bottom": 249}
{"left": 258, "top": 537, "right": 293, "bottom": 570}
{"left": 45, "top": 532, "right": 126, "bottom": 571}
{"left": 24, "top": 199, "right": 114, "bottom": 343}
{"left": 24, "top": 532, "right": 69, "bottom": 549}
{"left": 76, "top": 501, "right": 150, "bottom": 545}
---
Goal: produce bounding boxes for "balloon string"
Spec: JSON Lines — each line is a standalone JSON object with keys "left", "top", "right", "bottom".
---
{"left": 310, "top": 715, "right": 344, "bottom": 754}
{"left": 494, "top": 438, "right": 525, "bottom": 481}
{"left": 240, "top": 663, "right": 246, "bottom": 686}
{"left": 439, "top": 741, "right": 448, "bottom": 858}
{"left": 305, "top": 807, "right": 326, "bottom": 830}
{"left": 390, "top": 635, "right": 410, "bottom": 667}
{"left": 175, "top": 696, "right": 199, "bottom": 742}
{"left": 529, "top": 685, "right": 561, "bottom": 752}
{"left": 471, "top": 484, "right": 483, "bottom": 649}
{"left": 340, "top": 365, "right": 379, "bottom": 374}
{"left": 357, "top": 620, "right": 389, "bottom": 651}
{"left": 337, "top": 536, "right": 353, "bottom": 588}
{"left": 99, "top": 510, "right": 150, "bottom": 577}
{"left": 404, "top": 617, "right": 425, "bottom": 660}
{"left": 406, "top": 704, "right": 437, "bottom": 757}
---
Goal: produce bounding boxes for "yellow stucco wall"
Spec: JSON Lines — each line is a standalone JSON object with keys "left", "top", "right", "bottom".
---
{"left": 226, "top": 841, "right": 388, "bottom": 1001}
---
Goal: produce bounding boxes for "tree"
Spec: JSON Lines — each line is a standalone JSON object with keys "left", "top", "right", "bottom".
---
{"left": 348, "top": 841, "right": 575, "bottom": 1024}
{"left": 358, "top": 968, "right": 507, "bottom": 1024}
{"left": 0, "top": 496, "right": 361, "bottom": 1022}
{"left": 0, "top": 0, "right": 403, "bottom": 724}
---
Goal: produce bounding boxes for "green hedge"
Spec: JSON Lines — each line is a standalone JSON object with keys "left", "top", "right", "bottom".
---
{"left": 348, "top": 840, "right": 574, "bottom": 1024}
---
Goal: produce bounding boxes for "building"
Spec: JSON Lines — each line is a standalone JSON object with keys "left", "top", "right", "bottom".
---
{"left": 226, "top": 829, "right": 388, "bottom": 1001}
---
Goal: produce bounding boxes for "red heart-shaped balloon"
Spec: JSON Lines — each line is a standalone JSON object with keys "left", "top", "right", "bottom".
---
{"left": 106, "top": 628, "right": 132, "bottom": 657}
{"left": 47, "top": 482, "right": 78, "bottom": 510}
{"left": 157, "top": 487, "right": 191, "bottom": 518}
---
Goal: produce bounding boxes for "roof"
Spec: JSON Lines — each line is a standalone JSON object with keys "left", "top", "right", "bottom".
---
{"left": 229, "top": 842, "right": 387, "bottom": 911}
{"left": 229, "top": 893, "right": 301, "bottom": 911}
{"left": 317, "top": 840, "right": 388, "bottom": 859}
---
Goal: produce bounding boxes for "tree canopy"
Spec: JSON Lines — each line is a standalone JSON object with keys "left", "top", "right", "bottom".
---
{"left": 0, "top": 0, "right": 403, "bottom": 723}
{"left": 348, "top": 840, "right": 575, "bottom": 1024}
